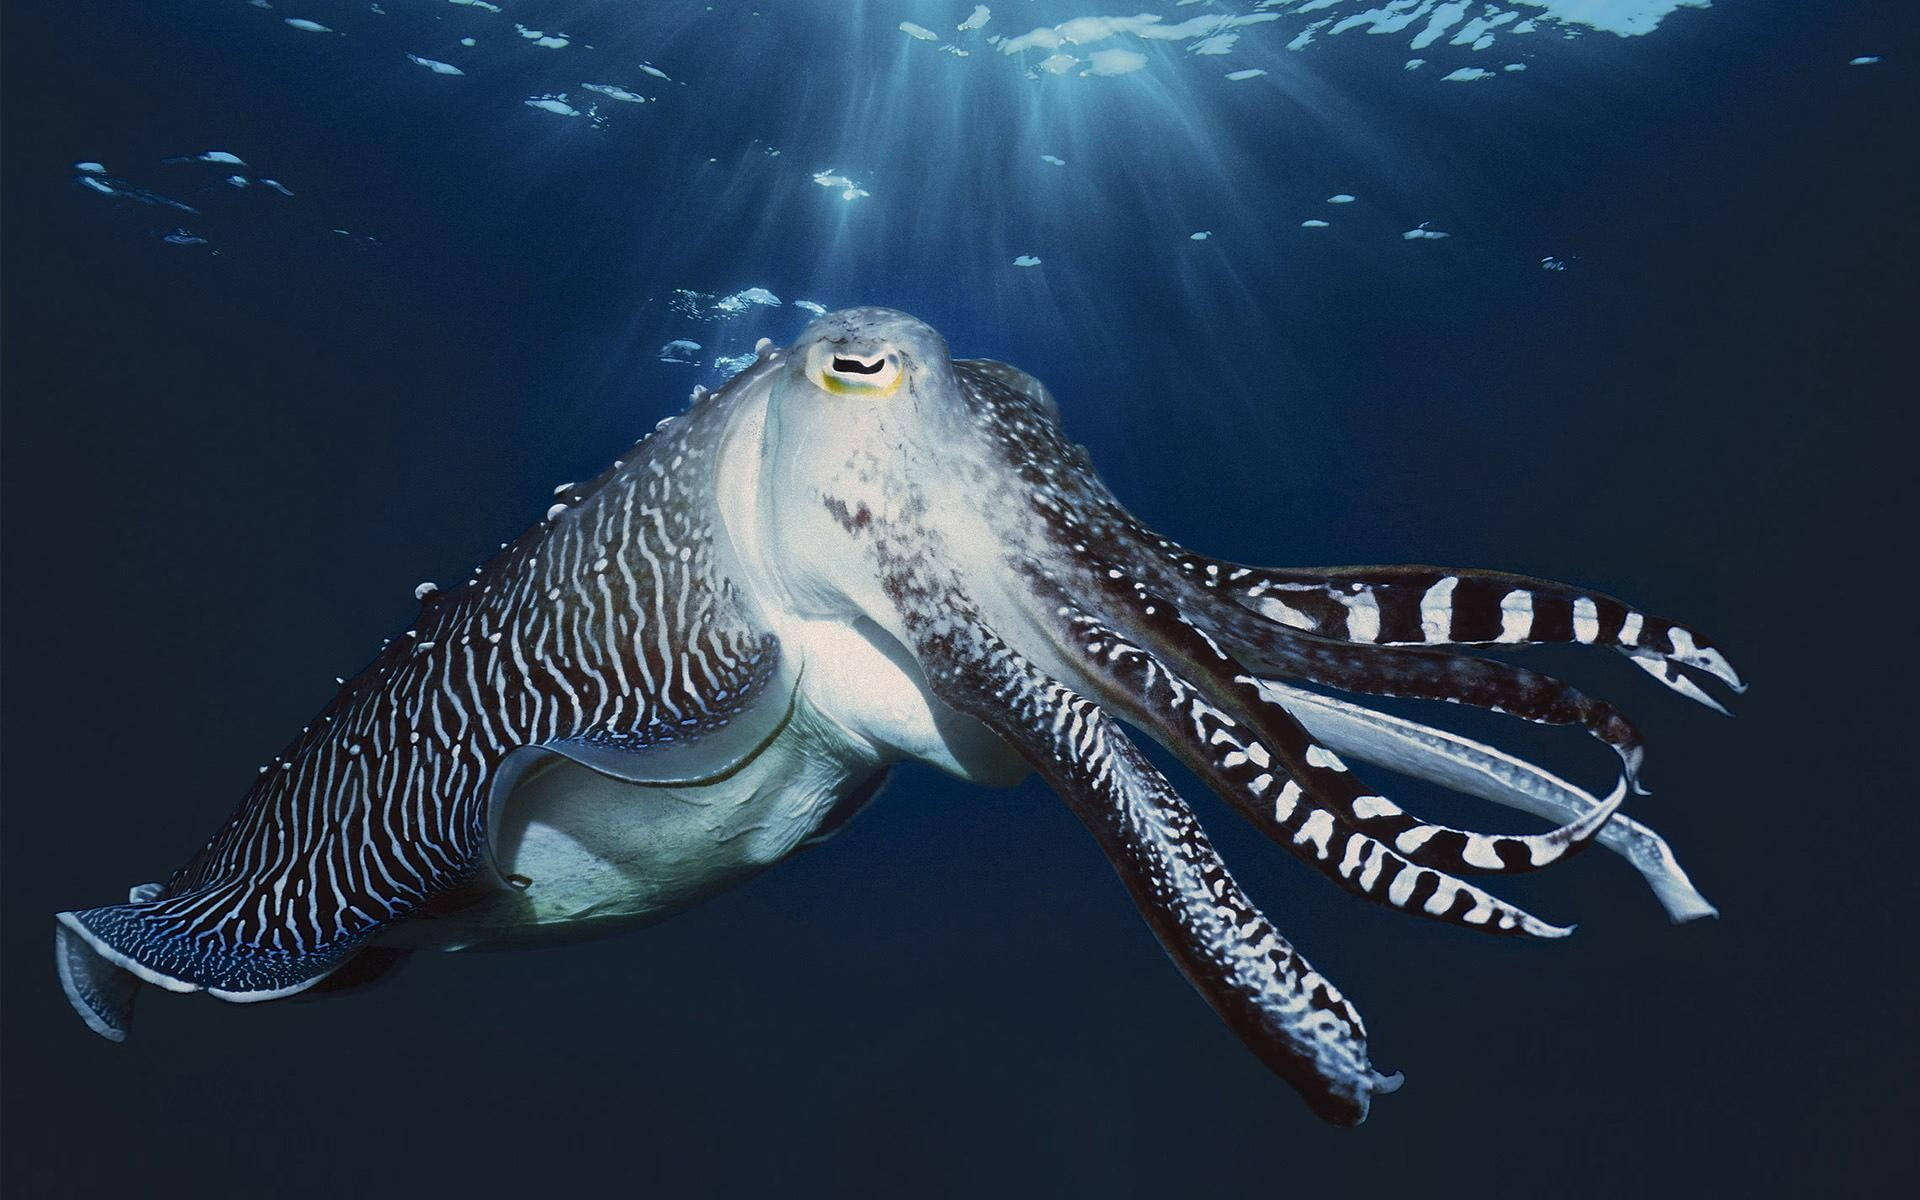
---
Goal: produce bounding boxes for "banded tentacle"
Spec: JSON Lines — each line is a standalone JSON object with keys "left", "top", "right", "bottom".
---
{"left": 1044, "top": 588, "right": 1617, "bottom": 926}
{"left": 912, "top": 610, "right": 1399, "bottom": 1125}
{"left": 1199, "top": 611, "right": 1650, "bottom": 789}
{"left": 1160, "top": 555, "right": 1743, "bottom": 712}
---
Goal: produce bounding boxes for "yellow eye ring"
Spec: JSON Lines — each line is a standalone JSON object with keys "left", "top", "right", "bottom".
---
{"left": 810, "top": 351, "right": 903, "bottom": 397}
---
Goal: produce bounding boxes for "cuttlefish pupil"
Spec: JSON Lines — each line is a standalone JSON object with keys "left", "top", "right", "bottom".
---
{"left": 52, "top": 306, "right": 1742, "bottom": 1128}
{"left": 809, "top": 342, "right": 902, "bottom": 396}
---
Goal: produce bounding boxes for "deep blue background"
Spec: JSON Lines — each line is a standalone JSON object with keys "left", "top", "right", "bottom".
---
{"left": 4, "top": 2, "right": 1915, "bottom": 1195}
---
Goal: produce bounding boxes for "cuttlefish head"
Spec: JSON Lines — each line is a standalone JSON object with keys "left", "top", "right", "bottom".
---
{"left": 728, "top": 306, "right": 1735, "bottom": 1126}
{"left": 752, "top": 307, "right": 1085, "bottom": 666}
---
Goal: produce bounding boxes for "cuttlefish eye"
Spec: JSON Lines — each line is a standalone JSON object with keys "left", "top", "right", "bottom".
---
{"left": 807, "top": 344, "right": 903, "bottom": 397}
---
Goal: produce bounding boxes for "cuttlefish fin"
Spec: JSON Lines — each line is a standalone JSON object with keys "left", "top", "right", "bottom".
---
{"left": 56, "top": 892, "right": 371, "bottom": 1022}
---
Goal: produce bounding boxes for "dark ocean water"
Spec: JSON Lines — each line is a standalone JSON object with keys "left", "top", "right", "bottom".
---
{"left": 3, "top": 1, "right": 1915, "bottom": 1195}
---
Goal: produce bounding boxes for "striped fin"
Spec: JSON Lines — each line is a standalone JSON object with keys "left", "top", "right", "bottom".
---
{"left": 1175, "top": 560, "right": 1743, "bottom": 707}
{"left": 56, "top": 896, "right": 368, "bottom": 1002}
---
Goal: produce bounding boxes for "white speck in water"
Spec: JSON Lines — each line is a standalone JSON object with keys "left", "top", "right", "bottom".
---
{"left": 408, "top": 54, "right": 465, "bottom": 75}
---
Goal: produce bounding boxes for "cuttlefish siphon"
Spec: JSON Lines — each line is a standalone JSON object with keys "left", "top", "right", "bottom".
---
{"left": 57, "top": 308, "right": 1742, "bottom": 1125}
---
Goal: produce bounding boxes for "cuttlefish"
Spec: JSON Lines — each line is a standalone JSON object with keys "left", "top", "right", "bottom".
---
{"left": 57, "top": 308, "right": 1741, "bottom": 1125}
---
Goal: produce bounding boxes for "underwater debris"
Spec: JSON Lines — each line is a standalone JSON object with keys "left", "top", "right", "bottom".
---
{"left": 524, "top": 95, "right": 581, "bottom": 117}
{"left": 1442, "top": 67, "right": 1495, "bottom": 82}
{"left": 670, "top": 287, "right": 786, "bottom": 322}
{"left": 516, "top": 25, "right": 570, "bottom": 50}
{"left": 408, "top": 54, "right": 465, "bottom": 75}
{"left": 284, "top": 18, "right": 331, "bottom": 34}
{"left": 658, "top": 340, "right": 702, "bottom": 363}
{"left": 582, "top": 83, "right": 647, "bottom": 103}
{"left": 715, "top": 287, "right": 780, "bottom": 313}
{"left": 1301, "top": 219, "right": 1330, "bottom": 228}
{"left": 959, "top": 7, "right": 991, "bottom": 34}
{"left": 1328, "top": 194, "right": 1356, "bottom": 204}
{"left": 1225, "top": 68, "right": 1267, "bottom": 80}
{"left": 899, "top": 22, "right": 938, "bottom": 43}
{"left": 1403, "top": 223, "right": 1451, "bottom": 240}
{"left": 812, "top": 169, "right": 870, "bottom": 200}
{"left": 1041, "top": 154, "right": 1066, "bottom": 166}
{"left": 1013, "top": 255, "right": 1042, "bottom": 267}
{"left": 1084, "top": 48, "right": 1148, "bottom": 76}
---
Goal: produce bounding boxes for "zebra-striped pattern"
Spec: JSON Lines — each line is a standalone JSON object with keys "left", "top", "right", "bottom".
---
{"left": 1195, "top": 609, "right": 1651, "bottom": 787}
{"left": 1212, "top": 564, "right": 1743, "bottom": 704}
{"left": 91, "top": 356, "right": 787, "bottom": 990}
{"left": 1048, "top": 596, "right": 1598, "bottom": 935}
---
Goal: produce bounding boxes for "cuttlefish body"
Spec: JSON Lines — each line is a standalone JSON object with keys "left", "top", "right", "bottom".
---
{"left": 57, "top": 309, "right": 1740, "bottom": 1124}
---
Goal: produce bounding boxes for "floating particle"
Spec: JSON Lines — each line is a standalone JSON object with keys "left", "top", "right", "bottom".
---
{"left": 583, "top": 83, "right": 647, "bottom": 103}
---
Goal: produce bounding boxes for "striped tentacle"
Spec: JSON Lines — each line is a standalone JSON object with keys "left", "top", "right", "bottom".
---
{"left": 1257, "top": 679, "right": 1718, "bottom": 923}
{"left": 1040, "top": 586, "right": 1610, "bottom": 935}
{"left": 914, "top": 613, "right": 1399, "bottom": 1125}
{"left": 1156, "top": 554, "right": 1743, "bottom": 712}
{"left": 1195, "top": 608, "right": 1650, "bottom": 790}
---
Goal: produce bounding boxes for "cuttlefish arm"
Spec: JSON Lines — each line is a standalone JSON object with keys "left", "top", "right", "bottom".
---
{"left": 912, "top": 609, "right": 1402, "bottom": 1126}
